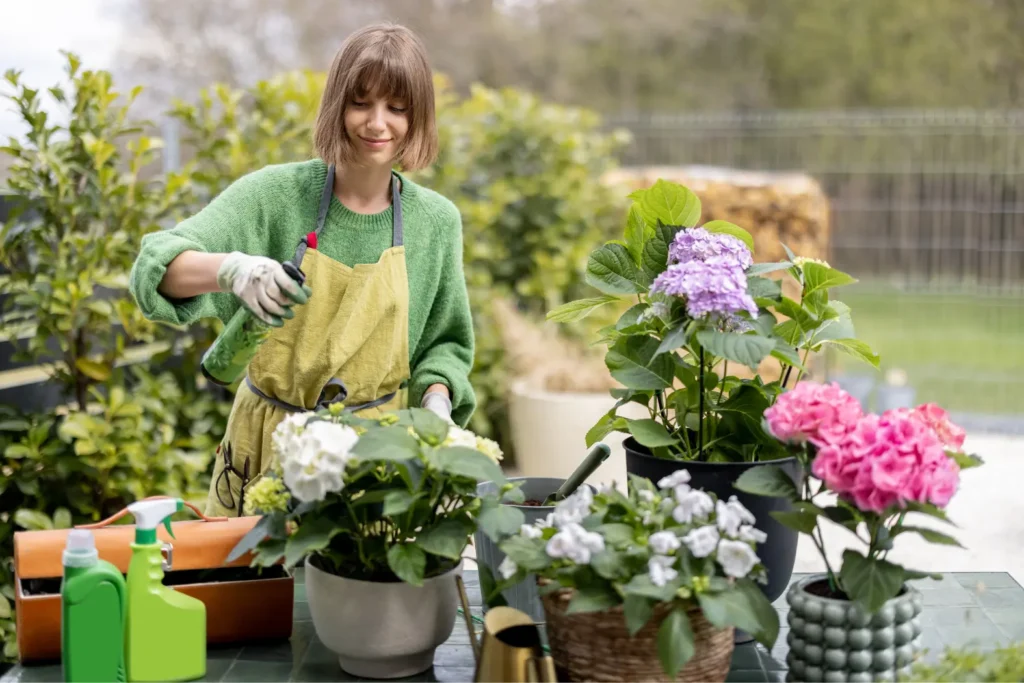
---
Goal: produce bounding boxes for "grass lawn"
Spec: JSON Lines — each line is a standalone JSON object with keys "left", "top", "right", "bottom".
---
{"left": 824, "top": 285, "right": 1024, "bottom": 416}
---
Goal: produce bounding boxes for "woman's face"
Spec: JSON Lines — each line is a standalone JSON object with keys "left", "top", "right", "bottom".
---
{"left": 344, "top": 91, "right": 410, "bottom": 168}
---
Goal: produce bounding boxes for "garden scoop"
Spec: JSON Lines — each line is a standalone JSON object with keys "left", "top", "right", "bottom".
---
{"left": 543, "top": 442, "right": 611, "bottom": 505}
{"left": 458, "top": 579, "right": 556, "bottom": 683}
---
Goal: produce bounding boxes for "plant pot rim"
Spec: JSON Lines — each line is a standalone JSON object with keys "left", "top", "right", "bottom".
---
{"left": 477, "top": 477, "right": 598, "bottom": 510}
{"left": 624, "top": 436, "right": 799, "bottom": 468}
{"left": 792, "top": 573, "right": 917, "bottom": 606}
{"left": 305, "top": 554, "right": 464, "bottom": 586}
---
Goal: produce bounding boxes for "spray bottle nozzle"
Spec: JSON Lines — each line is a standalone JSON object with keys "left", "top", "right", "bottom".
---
{"left": 73, "top": 496, "right": 229, "bottom": 542}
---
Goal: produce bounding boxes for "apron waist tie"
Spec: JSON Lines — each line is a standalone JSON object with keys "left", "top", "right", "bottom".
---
{"left": 244, "top": 375, "right": 397, "bottom": 414}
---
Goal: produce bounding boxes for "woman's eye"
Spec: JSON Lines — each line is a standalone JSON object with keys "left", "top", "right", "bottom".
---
{"left": 389, "top": 106, "right": 407, "bottom": 114}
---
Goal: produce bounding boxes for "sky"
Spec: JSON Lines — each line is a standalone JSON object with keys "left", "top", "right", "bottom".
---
{"left": 0, "top": 0, "right": 124, "bottom": 139}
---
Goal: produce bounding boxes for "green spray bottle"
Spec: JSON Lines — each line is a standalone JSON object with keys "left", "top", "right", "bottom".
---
{"left": 61, "top": 528, "right": 128, "bottom": 682}
{"left": 200, "top": 260, "right": 306, "bottom": 386}
{"left": 123, "top": 498, "right": 206, "bottom": 682}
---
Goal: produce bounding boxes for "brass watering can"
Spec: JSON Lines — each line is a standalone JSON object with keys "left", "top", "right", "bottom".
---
{"left": 456, "top": 576, "right": 557, "bottom": 682}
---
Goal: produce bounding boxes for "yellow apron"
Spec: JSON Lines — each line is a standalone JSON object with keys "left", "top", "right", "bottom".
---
{"left": 206, "top": 163, "right": 410, "bottom": 517}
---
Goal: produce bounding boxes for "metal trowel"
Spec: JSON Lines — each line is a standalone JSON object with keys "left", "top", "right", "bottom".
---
{"left": 543, "top": 442, "right": 611, "bottom": 505}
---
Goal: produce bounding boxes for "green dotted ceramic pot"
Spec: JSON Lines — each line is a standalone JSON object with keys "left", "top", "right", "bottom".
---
{"left": 785, "top": 574, "right": 923, "bottom": 682}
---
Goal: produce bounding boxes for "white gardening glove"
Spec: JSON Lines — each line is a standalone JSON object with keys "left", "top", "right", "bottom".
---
{"left": 217, "top": 252, "right": 309, "bottom": 326}
{"left": 422, "top": 391, "right": 454, "bottom": 425}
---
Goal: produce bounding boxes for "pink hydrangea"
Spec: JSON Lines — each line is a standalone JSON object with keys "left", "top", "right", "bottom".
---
{"left": 811, "top": 410, "right": 961, "bottom": 513}
{"left": 910, "top": 403, "right": 967, "bottom": 452}
{"left": 763, "top": 381, "right": 863, "bottom": 447}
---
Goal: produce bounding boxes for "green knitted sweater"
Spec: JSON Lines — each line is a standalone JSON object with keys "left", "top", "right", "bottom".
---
{"left": 129, "top": 158, "right": 476, "bottom": 426}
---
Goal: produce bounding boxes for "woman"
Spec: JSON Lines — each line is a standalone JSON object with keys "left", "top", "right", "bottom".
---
{"left": 128, "top": 23, "right": 475, "bottom": 516}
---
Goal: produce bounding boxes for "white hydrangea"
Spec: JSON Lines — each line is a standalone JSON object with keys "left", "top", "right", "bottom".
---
{"left": 716, "top": 496, "right": 756, "bottom": 537}
{"left": 683, "top": 525, "right": 720, "bottom": 558}
{"left": 673, "top": 487, "right": 715, "bottom": 524}
{"left": 552, "top": 487, "right": 592, "bottom": 528}
{"left": 716, "top": 539, "right": 760, "bottom": 579}
{"left": 271, "top": 411, "right": 314, "bottom": 458}
{"left": 648, "top": 555, "right": 678, "bottom": 587}
{"left": 638, "top": 489, "right": 656, "bottom": 503}
{"left": 657, "top": 470, "right": 691, "bottom": 490}
{"left": 738, "top": 525, "right": 768, "bottom": 544}
{"left": 497, "top": 556, "right": 518, "bottom": 580}
{"left": 520, "top": 524, "right": 543, "bottom": 539}
{"left": 648, "top": 530, "right": 681, "bottom": 555}
{"left": 545, "top": 522, "right": 605, "bottom": 565}
{"left": 280, "top": 420, "right": 359, "bottom": 503}
{"left": 443, "top": 426, "right": 504, "bottom": 462}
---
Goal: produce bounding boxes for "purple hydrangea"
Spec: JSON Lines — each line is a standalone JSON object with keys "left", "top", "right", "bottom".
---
{"left": 650, "top": 257, "right": 758, "bottom": 324}
{"left": 669, "top": 228, "right": 753, "bottom": 271}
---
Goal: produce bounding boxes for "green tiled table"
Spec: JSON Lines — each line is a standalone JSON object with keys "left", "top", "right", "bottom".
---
{"left": 3, "top": 571, "right": 1022, "bottom": 682}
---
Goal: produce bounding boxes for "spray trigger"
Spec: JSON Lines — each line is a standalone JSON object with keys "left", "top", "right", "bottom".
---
{"left": 163, "top": 517, "right": 175, "bottom": 540}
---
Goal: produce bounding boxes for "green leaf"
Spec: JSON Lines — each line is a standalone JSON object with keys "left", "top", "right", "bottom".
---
{"left": 839, "top": 549, "right": 905, "bottom": 613}
{"left": 696, "top": 329, "right": 774, "bottom": 370}
{"left": 0, "top": 594, "right": 11, "bottom": 619}
{"left": 75, "top": 357, "right": 111, "bottom": 382}
{"left": 597, "top": 523, "right": 635, "bottom": 546}
{"left": 735, "top": 578, "right": 781, "bottom": 648}
{"left": 623, "top": 573, "right": 678, "bottom": 602}
{"left": 624, "top": 595, "right": 654, "bottom": 636}
{"left": 894, "top": 526, "right": 963, "bottom": 547}
{"left": 546, "top": 295, "right": 619, "bottom": 323}
{"left": 715, "top": 384, "right": 773, "bottom": 444}
{"left": 655, "top": 322, "right": 690, "bottom": 356}
{"left": 410, "top": 408, "right": 449, "bottom": 444}
{"left": 14, "top": 509, "right": 52, "bottom": 531}
{"left": 902, "top": 569, "right": 943, "bottom": 582}
{"left": 478, "top": 564, "right": 509, "bottom": 608}
{"left": 586, "top": 411, "right": 628, "bottom": 447}
{"left": 802, "top": 262, "right": 857, "bottom": 297}
{"left": 499, "top": 535, "right": 549, "bottom": 572}
{"left": 703, "top": 220, "right": 755, "bottom": 253}
{"left": 606, "top": 336, "right": 675, "bottom": 390}
{"left": 435, "top": 446, "right": 507, "bottom": 484}
{"left": 586, "top": 243, "right": 650, "bottom": 295}
{"left": 383, "top": 491, "right": 420, "bottom": 516}
{"left": 417, "top": 518, "right": 473, "bottom": 559}
{"left": 477, "top": 499, "right": 526, "bottom": 543}
{"left": 905, "top": 501, "right": 956, "bottom": 526}
{"left": 52, "top": 507, "right": 72, "bottom": 529}
{"left": 948, "top": 451, "right": 984, "bottom": 470}
{"left": 734, "top": 466, "right": 799, "bottom": 500}
{"left": 567, "top": 583, "right": 620, "bottom": 614}
{"left": 624, "top": 205, "right": 652, "bottom": 264}
{"left": 627, "top": 418, "right": 678, "bottom": 448}
{"left": 822, "top": 505, "right": 860, "bottom": 531}
{"left": 747, "top": 262, "right": 793, "bottom": 276}
{"left": 770, "top": 510, "right": 819, "bottom": 534}
{"left": 284, "top": 517, "right": 341, "bottom": 568}
{"left": 633, "top": 179, "right": 701, "bottom": 228}
{"left": 641, "top": 223, "right": 682, "bottom": 280}
{"left": 226, "top": 514, "right": 274, "bottom": 563}
{"left": 820, "top": 338, "right": 881, "bottom": 368}
{"left": 698, "top": 589, "right": 765, "bottom": 636}
{"left": 351, "top": 426, "right": 419, "bottom": 461}
{"left": 747, "top": 276, "right": 782, "bottom": 301}
{"left": 590, "top": 550, "right": 624, "bottom": 580}
{"left": 387, "top": 543, "right": 426, "bottom": 586}
{"left": 658, "top": 607, "right": 696, "bottom": 678}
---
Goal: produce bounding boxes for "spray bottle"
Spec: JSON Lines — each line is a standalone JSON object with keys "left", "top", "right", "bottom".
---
{"left": 77, "top": 496, "right": 224, "bottom": 681}
{"left": 61, "top": 528, "right": 128, "bottom": 682}
{"left": 200, "top": 260, "right": 306, "bottom": 386}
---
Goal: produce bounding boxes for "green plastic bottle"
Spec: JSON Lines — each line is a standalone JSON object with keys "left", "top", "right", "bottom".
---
{"left": 124, "top": 498, "right": 206, "bottom": 682}
{"left": 61, "top": 528, "right": 128, "bottom": 683}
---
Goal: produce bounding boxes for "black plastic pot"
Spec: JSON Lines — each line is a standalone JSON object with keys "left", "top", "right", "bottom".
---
{"left": 624, "top": 437, "right": 801, "bottom": 605}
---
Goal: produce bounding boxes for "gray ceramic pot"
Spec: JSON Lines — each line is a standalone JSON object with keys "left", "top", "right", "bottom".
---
{"left": 475, "top": 477, "right": 596, "bottom": 623}
{"left": 785, "top": 574, "right": 924, "bottom": 683}
{"left": 305, "top": 555, "right": 462, "bottom": 679}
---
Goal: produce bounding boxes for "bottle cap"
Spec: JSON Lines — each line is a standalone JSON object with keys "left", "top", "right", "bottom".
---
{"left": 63, "top": 529, "right": 99, "bottom": 567}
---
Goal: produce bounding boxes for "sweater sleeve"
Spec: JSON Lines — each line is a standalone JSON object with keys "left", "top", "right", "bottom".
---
{"left": 409, "top": 205, "right": 477, "bottom": 428}
{"left": 128, "top": 170, "right": 274, "bottom": 326}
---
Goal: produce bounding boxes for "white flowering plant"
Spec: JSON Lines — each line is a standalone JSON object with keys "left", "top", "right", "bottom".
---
{"left": 546, "top": 179, "right": 880, "bottom": 463}
{"left": 492, "top": 471, "right": 780, "bottom": 677}
{"left": 226, "top": 406, "right": 527, "bottom": 585}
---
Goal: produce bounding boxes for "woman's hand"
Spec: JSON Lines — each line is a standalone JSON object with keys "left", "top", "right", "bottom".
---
{"left": 421, "top": 385, "right": 454, "bottom": 424}
{"left": 216, "top": 252, "right": 310, "bottom": 326}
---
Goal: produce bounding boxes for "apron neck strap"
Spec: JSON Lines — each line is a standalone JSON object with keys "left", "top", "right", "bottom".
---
{"left": 293, "top": 164, "right": 403, "bottom": 266}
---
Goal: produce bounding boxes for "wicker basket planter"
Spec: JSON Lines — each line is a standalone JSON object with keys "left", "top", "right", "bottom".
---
{"left": 539, "top": 584, "right": 735, "bottom": 682}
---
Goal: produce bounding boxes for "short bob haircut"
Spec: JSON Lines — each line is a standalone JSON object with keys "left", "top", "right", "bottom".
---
{"left": 313, "top": 23, "right": 438, "bottom": 172}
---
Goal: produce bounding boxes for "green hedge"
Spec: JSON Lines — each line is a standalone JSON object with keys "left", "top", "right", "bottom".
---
{"left": 0, "top": 57, "right": 629, "bottom": 663}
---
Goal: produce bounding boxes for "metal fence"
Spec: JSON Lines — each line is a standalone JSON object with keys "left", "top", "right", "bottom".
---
{"left": 606, "top": 110, "right": 1024, "bottom": 431}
